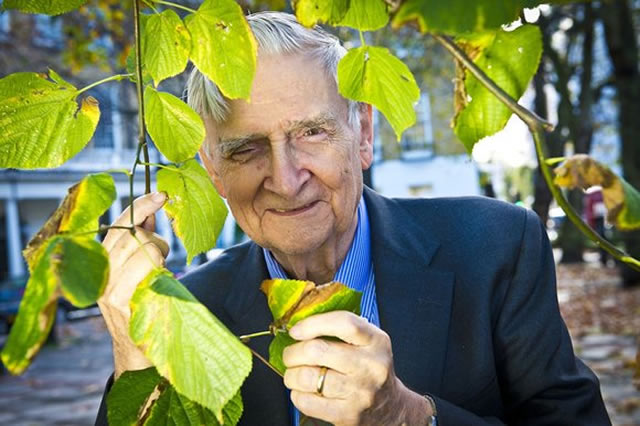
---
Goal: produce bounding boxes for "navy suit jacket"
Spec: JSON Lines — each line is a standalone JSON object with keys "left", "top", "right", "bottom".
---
{"left": 97, "top": 188, "right": 609, "bottom": 425}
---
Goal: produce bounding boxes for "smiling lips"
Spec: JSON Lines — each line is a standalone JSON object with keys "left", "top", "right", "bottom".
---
{"left": 268, "top": 200, "right": 319, "bottom": 216}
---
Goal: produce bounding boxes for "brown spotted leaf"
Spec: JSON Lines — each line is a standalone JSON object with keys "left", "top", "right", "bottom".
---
{"left": 554, "top": 154, "right": 640, "bottom": 231}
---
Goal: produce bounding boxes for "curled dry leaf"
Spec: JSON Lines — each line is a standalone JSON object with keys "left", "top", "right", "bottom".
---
{"left": 554, "top": 154, "right": 640, "bottom": 231}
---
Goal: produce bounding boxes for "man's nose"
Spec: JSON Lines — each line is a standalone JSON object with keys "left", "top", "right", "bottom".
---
{"left": 264, "top": 144, "right": 309, "bottom": 197}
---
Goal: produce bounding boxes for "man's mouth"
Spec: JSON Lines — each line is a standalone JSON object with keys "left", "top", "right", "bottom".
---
{"left": 268, "top": 201, "right": 319, "bottom": 216}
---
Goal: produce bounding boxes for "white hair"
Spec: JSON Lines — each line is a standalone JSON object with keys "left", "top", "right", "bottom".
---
{"left": 186, "top": 11, "right": 361, "bottom": 129}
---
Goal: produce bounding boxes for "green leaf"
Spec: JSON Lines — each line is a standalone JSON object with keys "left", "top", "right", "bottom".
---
{"left": 23, "top": 173, "right": 116, "bottom": 267}
{"left": 0, "top": 235, "right": 109, "bottom": 373}
{"left": 392, "top": 0, "right": 522, "bottom": 34}
{"left": 268, "top": 332, "right": 297, "bottom": 375}
{"left": 0, "top": 70, "right": 101, "bottom": 169}
{"left": 57, "top": 238, "right": 109, "bottom": 308}
{"left": 338, "top": 0, "right": 388, "bottom": 31}
{"left": 3, "top": 0, "right": 87, "bottom": 15}
{"left": 0, "top": 240, "right": 59, "bottom": 375}
{"left": 107, "top": 367, "right": 164, "bottom": 426}
{"left": 261, "top": 280, "right": 362, "bottom": 373}
{"left": 293, "top": 0, "right": 349, "bottom": 27}
{"left": 185, "top": 0, "right": 257, "bottom": 99}
{"left": 144, "top": 86, "right": 205, "bottom": 163}
{"left": 285, "top": 282, "right": 362, "bottom": 328}
{"left": 260, "top": 279, "right": 314, "bottom": 321}
{"left": 453, "top": 25, "right": 542, "bottom": 152}
{"left": 554, "top": 155, "right": 640, "bottom": 231}
{"left": 145, "top": 385, "right": 243, "bottom": 426}
{"left": 338, "top": 45, "right": 420, "bottom": 140}
{"left": 157, "top": 159, "right": 227, "bottom": 264}
{"left": 143, "top": 9, "right": 191, "bottom": 86}
{"left": 130, "top": 269, "right": 252, "bottom": 422}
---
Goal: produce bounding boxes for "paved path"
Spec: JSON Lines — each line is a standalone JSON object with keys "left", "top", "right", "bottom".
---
{"left": 0, "top": 317, "right": 113, "bottom": 426}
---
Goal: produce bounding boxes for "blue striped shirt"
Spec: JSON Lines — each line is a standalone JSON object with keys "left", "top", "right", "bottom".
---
{"left": 263, "top": 196, "right": 379, "bottom": 425}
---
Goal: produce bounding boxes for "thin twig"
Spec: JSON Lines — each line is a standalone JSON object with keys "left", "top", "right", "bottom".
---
{"left": 246, "top": 346, "right": 283, "bottom": 379}
{"left": 151, "top": 0, "right": 197, "bottom": 13}
{"left": 62, "top": 225, "right": 135, "bottom": 238}
{"left": 239, "top": 330, "right": 273, "bottom": 343}
{"left": 76, "top": 73, "right": 134, "bottom": 96}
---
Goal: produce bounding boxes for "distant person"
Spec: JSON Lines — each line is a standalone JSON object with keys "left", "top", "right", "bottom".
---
{"left": 96, "top": 12, "right": 609, "bottom": 425}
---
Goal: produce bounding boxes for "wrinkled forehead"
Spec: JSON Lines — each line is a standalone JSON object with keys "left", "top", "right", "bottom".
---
{"left": 212, "top": 53, "right": 349, "bottom": 139}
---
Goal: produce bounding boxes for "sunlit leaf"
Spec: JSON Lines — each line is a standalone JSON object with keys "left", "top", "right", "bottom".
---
{"left": 145, "top": 385, "right": 243, "bottom": 426}
{"left": 293, "top": 0, "right": 349, "bottom": 27}
{"left": 57, "top": 238, "right": 109, "bottom": 307}
{"left": 3, "top": 0, "right": 87, "bottom": 15}
{"left": 0, "top": 235, "right": 109, "bottom": 373}
{"left": 22, "top": 173, "right": 116, "bottom": 267}
{"left": 0, "top": 70, "right": 100, "bottom": 169}
{"left": 554, "top": 154, "right": 640, "bottom": 231}
{"left": 338, "top": 45, "right": 420, "bottom": 140}
{"left": 261, "top": 280, "right": 362, "bottom": 373}
{"left": 185, "top": 0, "right": 257, "bottom": 99}
{"left": 130, "top": 269, "right": 252, "bottom": 422}
{"left": 260, "top": 279, "right": 314, "bottom": 321}
{"left": 144, "top": 86, "right": 205, "bottom": 163}
{"left": 268, "top": 332, "right": 297, "bottom": 375}
{"left": 157, "top": 159, "right": 227, "bottom": 264}
{"left": 338, "top": 0, "right": 388, "bottom": 31}
{"left": 107, "top": 367, "right": 164, "bottom": 426}
{"left": 453, "top": 25, "right": 542, "bottom": 152}
{"left": 143, "top": 9, "right": 191, "bottom": 86}
{"left": 392, "top": 0, "right": 521, "bottom": 34}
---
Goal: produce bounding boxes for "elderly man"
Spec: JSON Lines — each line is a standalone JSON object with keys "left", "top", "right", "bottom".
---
{"left": 97, "top": 12, "right": 609, "bottom": 426}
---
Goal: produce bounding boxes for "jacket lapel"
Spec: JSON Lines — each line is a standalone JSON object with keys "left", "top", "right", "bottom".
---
{"left": 222, "top": 243, "right": 291, "bottom": 425}
{"left": 364, "top": 188, "right": 454, "bottom": 396}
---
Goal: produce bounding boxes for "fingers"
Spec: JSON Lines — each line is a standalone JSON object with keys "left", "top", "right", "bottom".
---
{"left": 103, "top": 192, "right": 166, "bottom": 251}
{"left": 108, "top": 226, "right": 169, "bottom": 269}
{"left": 284, "top": 366, "right": 349, "bottom": 399}
{"left": 283, "top": 338, "right": 357, "bottom": 374}
{"left": 288, "top": 311, "right": 375, "bottom": 346}
{"left": 290, "top": 391, "right": 357, "bottom": 425}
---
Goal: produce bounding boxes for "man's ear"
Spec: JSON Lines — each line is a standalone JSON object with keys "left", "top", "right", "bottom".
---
{"left": 358, "top": 103, "right": 374, "bottom": 170}
{"left": 199, "top": 146, "right": 227, "bottom": 199}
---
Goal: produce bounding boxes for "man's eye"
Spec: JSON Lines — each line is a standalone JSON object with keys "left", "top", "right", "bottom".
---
{"left": 302, "top": 128, "right": 325, "bottom": 138}
{"left": 230, "top": 147, "right": 256, "bottom": 161}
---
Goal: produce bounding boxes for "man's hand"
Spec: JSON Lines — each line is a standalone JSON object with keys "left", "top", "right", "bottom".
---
{"left": 98, "top": 192, "right": 170, "bottom": 379}
{"left": 282, "top": 311, "right": 433, "bottom": 425}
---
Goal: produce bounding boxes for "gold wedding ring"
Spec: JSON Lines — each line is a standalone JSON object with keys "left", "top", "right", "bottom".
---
{"left": 316, "top": 366, "right": 328, "bottom": 396}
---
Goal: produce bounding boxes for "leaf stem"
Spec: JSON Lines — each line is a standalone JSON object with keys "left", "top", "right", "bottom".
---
{"left": 138, "top": 161, "right": 176, "bottom": 171}
{"left": 432, "top": 34, "right": 554, "bottom": 133}
{"left": 76, "top": 74, "right": 134, "bottom": 96}
{"left": 434, "top": 34, "right": 640, "bottom": 271}
{"left": 359, "top": 30, "right": 366, "bottom": 47}
{"left": 142, "top": 0, "right": 160, "bottom": 14}
{"left": 104, "top": 168, "right": 132, "bottom": 177}
{"left": 238, "top": 330, "right": 272, "bottom": 343}
{"left": 151, "top": 0, "right": 196, "bottom": 13}
{"left": 246, "top": 345, "right": 283, "bottom": 378}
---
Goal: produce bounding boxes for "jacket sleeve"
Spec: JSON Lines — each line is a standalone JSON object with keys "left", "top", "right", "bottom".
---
{"left": 434, "top": 209, "right": 610, "bottom": 425}
{"left": 94, "top": 374, "right": 113, "bottom": 426}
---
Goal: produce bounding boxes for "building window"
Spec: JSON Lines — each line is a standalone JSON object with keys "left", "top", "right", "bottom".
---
{"left": 401, "top": 94, "right": 435, "bottom": 160}
{"left": 32, "top": 15, "right": 63, "bottom": 49}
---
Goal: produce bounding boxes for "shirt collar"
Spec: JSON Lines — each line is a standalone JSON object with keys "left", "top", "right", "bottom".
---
{"left": 263, "top": 196, "right": 371, "bottom": 292}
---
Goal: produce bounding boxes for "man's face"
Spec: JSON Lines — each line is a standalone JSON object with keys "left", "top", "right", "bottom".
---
{"left": 201, "top": 53, "right": 373, "bottom": 256}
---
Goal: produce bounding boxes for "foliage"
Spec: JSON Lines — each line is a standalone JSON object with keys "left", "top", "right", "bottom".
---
{"left": 0, "top": 70, "right": 100, "bottom": 169}
{"left": 261, "top": 279, "right": 362, "bottom": 373}
{"left": 129, "top": 268, "right": 252, "bottom": 422}
{"left": 554, "top": 155, "right": 640, "bottom": 231}
{"left": 156, "top": 159, "right": 227, "bottom": 264}
{"left": 0, "top": 173, "right": 115, "bottom": 374}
